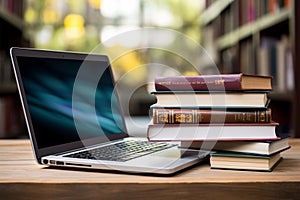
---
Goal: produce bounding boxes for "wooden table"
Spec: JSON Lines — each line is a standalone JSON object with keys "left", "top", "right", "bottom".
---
{"left": 0, "top": 139, "right": 299, "bottom": 200}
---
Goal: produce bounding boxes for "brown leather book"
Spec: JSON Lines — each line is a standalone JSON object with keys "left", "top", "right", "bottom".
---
{"left": 152, "top": 108, "right": 272, "bottom": 124}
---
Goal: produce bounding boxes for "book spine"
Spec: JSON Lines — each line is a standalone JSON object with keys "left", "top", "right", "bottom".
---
{"left": 155, "top": 74, "right": 243, "bottom": 91}
{"left": 153, "top": 108, "right": 272, "bottom": 124}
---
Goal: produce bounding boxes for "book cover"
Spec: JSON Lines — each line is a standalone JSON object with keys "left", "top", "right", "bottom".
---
{"left": 152, "top": 108, "right": 272, "bottom": 124}
{"left": 154, "top": 73, "right": 272, "bottom": 91}
{"left": 147, "top": 122, "right": 279, "bottom": 142}
{"left": 210, "top": 151, "right": 283, "bottom": 172}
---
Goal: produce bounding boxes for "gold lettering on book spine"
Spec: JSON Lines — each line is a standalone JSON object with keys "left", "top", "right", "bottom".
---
{"left": 258, "top": 111, "right": 266, "bottom": 122}
{"left": 158, "top": 79, "right": 225, "bottom": 87}
{"left": 234, "top": 112, "right": 252, "bottom": 122}
{"left": 214, "top": 79, "right": 225, "bottom": 85}
{"left": 186, "top": 113, "right": 193, "bottom": 123}
{"left": 174, "top": 113, "right": 193, "bottom": 123}
{"left": 246, "top": 113, "right": 251, "bottom": 121}
{"left": 158, "top": 81, "right": 171, "bottom": 85}
{"left": 157, "top": 110, "right": 170, "bottom": 123}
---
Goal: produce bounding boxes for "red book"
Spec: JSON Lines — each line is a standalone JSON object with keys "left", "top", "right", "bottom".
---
{"left": 155, "top": 73, "right": 272, "bottom": 91}
{"left": 269, "top": 0, "right": 278, "bottom": 13}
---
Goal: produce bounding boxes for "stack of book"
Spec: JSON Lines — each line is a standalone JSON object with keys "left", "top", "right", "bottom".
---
{"left": 147, "top": 73, "right": 290, "bottom": 172}
{"left": 181, "top": 137, "right": 289, "bottom": 172}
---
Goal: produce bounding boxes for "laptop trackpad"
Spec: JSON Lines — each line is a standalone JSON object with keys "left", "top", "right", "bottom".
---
{"left": 150, "top": 147, "right": 182, "bottom": 158}
{"left": 127, "top": 147, "right": 200, "bottom": 168}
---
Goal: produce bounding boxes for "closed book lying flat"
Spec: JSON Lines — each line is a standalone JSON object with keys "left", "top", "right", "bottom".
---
{"left": 210, "top": 152, "right": 282, "bottom": 172}
{"left": 155, "top": 73, "right": 272, "bottom": 91}
{"left": 180, "top": 137, "right": 290, "bottom": 156}
{"left": 152, "top": 107, "right": 272, "bottom": 124}
{"left": 151, "top": 91, "right": 270, "bottom": 108}
{"left": 147, "top": 122, "right": 279, "bottom": 142}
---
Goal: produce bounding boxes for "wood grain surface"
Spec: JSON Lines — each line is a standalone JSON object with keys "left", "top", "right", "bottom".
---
{"left": 0, "top": 139, "right": 299, "bottom": 199}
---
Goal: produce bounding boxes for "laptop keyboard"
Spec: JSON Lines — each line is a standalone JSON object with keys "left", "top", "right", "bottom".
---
{"left": 64, "top": 140, "right": 176, "bottom": 162}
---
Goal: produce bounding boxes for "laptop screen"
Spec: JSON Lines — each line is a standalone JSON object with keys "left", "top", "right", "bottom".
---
{"left": 12, "top": 49, "right": 128, "bottom": 159}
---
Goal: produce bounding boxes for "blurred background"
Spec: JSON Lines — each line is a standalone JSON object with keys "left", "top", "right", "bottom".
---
{"left": 0, "top": 0, "right": 299, "bottom": 138}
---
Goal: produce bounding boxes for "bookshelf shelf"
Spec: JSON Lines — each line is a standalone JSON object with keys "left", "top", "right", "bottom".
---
{"left": 201, "top": 0, "right": 234, "bottom": 26}
{"left": 256, "top": 8, "right": 291, "bottom": 32}
{"left": 217, "top": 8, "right": 291, "bottom": 50}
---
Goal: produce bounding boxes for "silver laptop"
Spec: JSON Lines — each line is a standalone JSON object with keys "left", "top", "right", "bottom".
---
{"left": 10, "top": 47, "right": 207, "bottom": 174}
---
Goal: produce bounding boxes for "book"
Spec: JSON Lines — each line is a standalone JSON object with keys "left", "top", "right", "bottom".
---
{"left": 147, "top": 122, "right": 279, "bottom": 142}
{"left": 180, "top": 137, "right": 290, "bottom": 156}
{"left": 260, "top": 37, "right": 278, "bottom": 87}
{"left": 221, "top": 45, "right": 239, "bottom": 74}
{"left": 152, "top": 108, "right": 272, "bottom": 124}
{"left": 154, "top": 73, "right": 272, "bottom": 91}
{"left": 151, "top": 91, "right": 270, "bottom": 108}
{"left": 210, "top": 152, "right": 282, "bottom": 172}
{"left": 240, "top": 39, "right": 255, "bottom": 75}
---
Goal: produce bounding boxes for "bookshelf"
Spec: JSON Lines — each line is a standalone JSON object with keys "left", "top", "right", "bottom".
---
{"left": 200, "top": 0, "right": 299, "bottom": 137}
{"left": 293, "top": 0, "right": 300, "bottom": 138}
{"left": 0, "top": 0, "right": 28, "bottom": 138}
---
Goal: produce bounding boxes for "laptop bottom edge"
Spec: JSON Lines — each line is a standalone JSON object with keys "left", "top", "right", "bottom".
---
{"left": 41, "top": 151, "right": 206, "bottom": 174}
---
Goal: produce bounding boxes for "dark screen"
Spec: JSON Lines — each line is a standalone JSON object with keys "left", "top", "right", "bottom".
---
{"left": 17, "top": 56, "right": 126, "bottom": 149}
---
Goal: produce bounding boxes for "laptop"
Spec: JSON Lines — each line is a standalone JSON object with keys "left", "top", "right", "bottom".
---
{"left": 10, "top": 47, "right": 207, "bottom": 174}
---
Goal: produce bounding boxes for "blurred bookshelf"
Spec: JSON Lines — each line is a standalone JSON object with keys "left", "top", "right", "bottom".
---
{"left": 0, "top": 0, "right": 28, "bottom": 138}
{"left": 200, "top": 0, "right": 299, "bottom": 137}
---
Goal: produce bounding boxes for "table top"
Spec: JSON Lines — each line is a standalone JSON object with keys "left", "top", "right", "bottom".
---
{"left": 0, "top": 138, "right": 299, "bottom": 199}
{"left": 0, "top": 138, "right": 299, "bottom": 183}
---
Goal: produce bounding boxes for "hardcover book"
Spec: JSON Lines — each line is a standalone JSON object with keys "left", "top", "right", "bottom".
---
{"left": 147, "top": 121, "right": 279, "bottom": 142}
{"left": 152, "top": 108, "right": 272, "bottom": 124}
{"left": 151, "top": 91, "right": 270, "bottom": 108}
{"left": 210, "top": 152, "right": 282, "bottom": 172}
{"left": 155, "top": 73, "right": 272, "bottom": 91}
{"left": 180, "top": 137, "right": 290, "bottom": 156}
